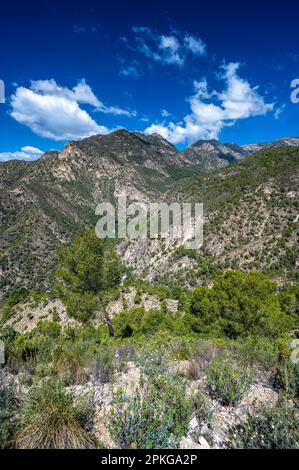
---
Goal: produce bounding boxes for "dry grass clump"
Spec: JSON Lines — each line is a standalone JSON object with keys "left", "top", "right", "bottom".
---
{"left": 54, "top": 343, "right": 90, "bottom": 385}
{"left": 188, "top": 339, "right": 220, "bottom": 380}
{"left": 14, "top": 379, "right": 94, "bottom": 449}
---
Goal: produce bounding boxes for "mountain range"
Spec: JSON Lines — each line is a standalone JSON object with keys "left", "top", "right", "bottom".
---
{"left": 0, "top": 130, "right": 298, "bottom": 298}
{"left": 183, "top": 136, "right": 299, "bottom": 171}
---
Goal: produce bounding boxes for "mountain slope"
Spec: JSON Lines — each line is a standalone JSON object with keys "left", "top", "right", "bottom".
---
{"left": 117, "top": 147, "right": 299, "bottom": 286}
{"left": 0, "top": 130, "right": 198, "bottom": 298}
{"left": 243, "top": 137, "right": 299, "bottom": 153}
{"left": 0, "top": 132, "right": 298, "bottom": 299}
{"left": 183, "top": 139, "right": 249, "bottom": 172}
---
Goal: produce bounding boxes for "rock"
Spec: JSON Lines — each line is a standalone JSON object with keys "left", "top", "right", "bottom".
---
{"left": 238, "top": 383, "right": 278, "bottom": 410}
{"left": 198, "top": 436, "right": 210, "bottom": 449}
{"left": 189, "top": 416, "right": 199, "bottom": 432}
{"left": 200, "top": 423, "right": 210, "bottom": 435}
{"left": 168, "top": 360, "right": 190, "bottom": 375}
{"left": 180, "top": 437, "right": 203, "bottom": 450}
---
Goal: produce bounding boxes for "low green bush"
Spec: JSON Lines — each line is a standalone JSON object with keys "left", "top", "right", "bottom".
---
{"left": 231, "top": 402, "right": 299, "bottom": 449}
{"left": 272, "top": 361, "right": 299, "bottom": 399}
{"left": 53, "top": 342, "right": 91, "bottom": 385}
{"left": 91, "top": 347, "right": 115, "bottom": 383}
{"left": 0, "top": 372, "right": 20, "bottom": 449}
{"left": 208, "top": 359, "right": 252, "bottom": 406}
{"left": 229, "top": 336, "right": 279, "bottom": 370}
{"left": 192, "top": 390, "right": 213, "bottom": 425}
{"left": 109, "top": 376, "right": 191, "bottom": 449}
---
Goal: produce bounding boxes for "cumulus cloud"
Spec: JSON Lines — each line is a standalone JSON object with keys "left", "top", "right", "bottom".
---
{"left": 145, "top": 63, "right": 274, "bottom": 144}
{"left": 126, "top": 27, "right": 206, "bottom": 67}
{"left": 0, "top": 146, "right": 44, "bottom": 162}
{"left": 30, "top": 79, "right": 101, "bottom": 107}
{"left": 10, "top": 80, "right": 135, "bottom": 141}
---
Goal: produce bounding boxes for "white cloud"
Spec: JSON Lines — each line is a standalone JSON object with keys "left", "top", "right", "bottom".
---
{"left": 30, "top": 79, "right": 101, "bottom": 107}
{"left": 0, "top": 146, "right": 44, "bottom": 162}
{"left": 274, "top": 104, "right": 286, "bottom": 120}
{"left": 158, "top": 35, "right": 183, "bottom": 66}
{"left": 184, "top": 34, "right": 206, "bottom": 56}
{"left": 11, "top": 86, "right": 107, "bottom": 141}
{"left": 120, "top": 65, "right": 142, "bottom": 78}
{"left": 161, "top": 109, "right": 171, "bottom": 117}
{"left": 145, "top": 63, "right": 274, "bottom": 144}
{"left": 10, "top": 80, "right": 135, "bottom": 141}
{"left": 128, "top": 27, "right": 206, "bottom": 67}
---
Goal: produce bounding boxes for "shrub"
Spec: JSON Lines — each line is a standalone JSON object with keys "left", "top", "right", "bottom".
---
{"left": 192, "top": 390, "right": 213, "bottom": 425}
{"left": 166, "top": 337, "right": 193, "bottom": 361}
{"left": 91, "top": 347, "right": 115, "bottom": 383}
{"left": 190, "top": 271, "right": 294, "bottom": 339}
{"left": 109, "top": 377, "right": 191, "bottom": 449}
{"left": 53, "top": 342, "right": 90, "bottom": 385}
{"left": 0, "top": 373, "right": 20, "bottom": 449}
{"left": 188, "top": 339, "right": 219, "bottom": 380}
{"left": 207, "top": 359, "right": 252, "bottom": 406}
{"left": 230, "top": 336, "right": 279, "bottom": 370}
{"left": 14, "top": 379, "right": 94, "bottom": 449}
{"left": 231, "top": 402, "right": 299, "bottom": 449}
{"left": 136, "top": 347, "right": 168, "bottom": 378}
{"left": 272, "top": 361, "right": 299, "bottom": 399}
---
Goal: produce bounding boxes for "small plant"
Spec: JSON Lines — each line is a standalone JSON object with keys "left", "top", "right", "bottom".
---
{"left": 230, "top": 402, "right": 299, "bottom": 449}
{"left": 54, "top": 343, "right": 90, "bottom": 385}
{"left": 193, "top": 390, "right": 213, "bottom": 425}
{"left": 134, "top": 291, "right": 142, "bottom": 305}
{"left": 272, "top": 361, "right": 299, "bottom": 399}
{"left": 207, "top": 359, "right": 252, "bottom": 406}
{"left": 188, "top": 340, "right": 219, "bottom": 380}
{"left": 91, "top": 347, "right": 115, "bottom": 383}
{"left": 109, "top": 377, "right": 191, "bottom": 449}
{"left": 0, "top": 373, "right": 20, "bottom": 449}
{"left": 14, "top": 379, "right": 94, "bottom": 449}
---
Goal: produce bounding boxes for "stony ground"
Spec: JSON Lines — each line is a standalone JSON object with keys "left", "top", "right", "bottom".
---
{"left": 3, "top": 357, "right": 281, "bottom": 450}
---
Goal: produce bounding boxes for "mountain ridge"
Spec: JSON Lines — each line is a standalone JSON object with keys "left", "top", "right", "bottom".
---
{"left": 0, "top": 130, "right": 298, "bottom": 299}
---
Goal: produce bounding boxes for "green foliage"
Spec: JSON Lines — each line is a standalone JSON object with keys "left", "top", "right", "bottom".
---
{"left": 14, "top": 379, "right": 94, "bottom": 449}
{"left": 278, "top": 283, "right": 299, "bottom": 321}
{"left": 207, "top": 359, "right": 252, "bottom": 406}
{"left": 54, "top": 228, "right": 124, "bottom": 321}
{"left": 192, "top": 390, "right": 213, "bottom": 425}
{"left": 113, "top": 307, "right": 193, "bottom": 340}
{"left": 109, "top": 376, "right": 191, "bottom": 449}
{"left": 272, "top": 361, "right": 299, "bottom": 399}
{"left": 190, "top": 271, "right": 294, "bottom": 339}
{"left": 228, "top": 336, "right": 280, "bottom": 370}
{"left": 53, "top": 341, "right": 92, "bottom": 385}
{"left": 187, "top": 339, "right": 220, "bottom": 380}
{"left": 6, "top": 287, "right": 30, "bottom": 306}
{"left": 91, "top": 347, "right": 115, "bottom": 383}
{"left": 231, "top": 402, "right": 299, "bottom": 449}
{"left": 0, "top": 372, "right": 20, "bottom": 449}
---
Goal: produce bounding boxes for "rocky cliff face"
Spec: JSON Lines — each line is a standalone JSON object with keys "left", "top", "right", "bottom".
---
{"left": 183, "top": 139, "right": 249, "bottom": 172}
{"left": 243, "top": 137, "right": 299, "bottom": 153}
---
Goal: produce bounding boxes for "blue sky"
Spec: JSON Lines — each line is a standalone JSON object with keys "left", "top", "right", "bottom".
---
{"left": 0, "top": 0, "right": 298, "bottom": 160}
